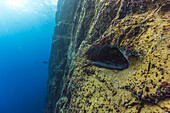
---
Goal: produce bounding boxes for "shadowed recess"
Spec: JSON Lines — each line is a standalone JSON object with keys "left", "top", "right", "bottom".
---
{"left": 86, "top": 45, "right": 130, "bottom": 70}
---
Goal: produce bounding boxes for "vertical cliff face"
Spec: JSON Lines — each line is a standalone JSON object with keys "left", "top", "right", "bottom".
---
{"left": 44, "top": 0, "right": 79, "bottom": 112}
{"left": 44, "top": 0, "right": 170, "bottom": 113}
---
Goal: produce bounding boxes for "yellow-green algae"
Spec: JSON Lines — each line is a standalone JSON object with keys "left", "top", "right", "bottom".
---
{"left": 55, "top": 0, "right": 170, "bottom": 113}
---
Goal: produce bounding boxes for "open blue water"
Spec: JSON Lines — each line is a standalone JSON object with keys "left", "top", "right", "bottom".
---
{"left": 0, "top": 0, "right": 57, "bottom": 113}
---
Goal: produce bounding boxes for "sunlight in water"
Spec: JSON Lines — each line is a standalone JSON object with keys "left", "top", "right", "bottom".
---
{"left": 6, "top": 0, "right": 26, "bottom": 8}
{"left": 4, "top": 0, "right": 58, "bottom": 12}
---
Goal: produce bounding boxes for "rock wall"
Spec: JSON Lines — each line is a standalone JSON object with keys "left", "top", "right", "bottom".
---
{"left": 44, "top": 0, "right": 170, "bottom": 113}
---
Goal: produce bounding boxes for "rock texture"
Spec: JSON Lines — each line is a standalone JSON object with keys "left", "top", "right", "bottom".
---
{"left": 44, "top": 0, "right": 170, "bottom": 113}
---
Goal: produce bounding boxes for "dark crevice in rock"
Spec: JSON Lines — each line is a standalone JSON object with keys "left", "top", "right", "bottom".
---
{"left": 86, "top": 45, "right": 130, "bottom": 70}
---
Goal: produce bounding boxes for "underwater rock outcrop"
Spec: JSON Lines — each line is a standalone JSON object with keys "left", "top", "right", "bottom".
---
{"left": 88, "top": 45, "right": 129, "bottom": 70}
{"left": 44, "top": 0, "right": 170, "bottom": 113}
{"left": 86, "top": 45, "right": 141, "bottom": 70}
{"left": 87, "top": 45, "right": 130, "bottom": 70}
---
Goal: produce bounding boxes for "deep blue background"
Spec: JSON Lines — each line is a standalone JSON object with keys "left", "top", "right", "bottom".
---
{"left": 0, "top": 0, "right": 57, "bottom": 113}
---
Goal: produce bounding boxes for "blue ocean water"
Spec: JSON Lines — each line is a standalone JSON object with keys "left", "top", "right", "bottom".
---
{"left": 0, "top": 0, "right": 57, "bottom": 113}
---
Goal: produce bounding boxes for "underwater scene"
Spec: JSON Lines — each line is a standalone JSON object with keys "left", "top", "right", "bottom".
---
{"left": 0, "top": 0, "right": 57, "bottom": 113}
{"left": 44, "top": 0, "right": 170, "bottom": 113}
{"left": 1, "top": 0, "right": 169, "bottom": 113}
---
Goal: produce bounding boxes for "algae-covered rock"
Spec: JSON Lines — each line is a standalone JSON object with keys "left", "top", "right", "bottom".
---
{"left": 44, "top": 0, "right": 170, "bottom": 113}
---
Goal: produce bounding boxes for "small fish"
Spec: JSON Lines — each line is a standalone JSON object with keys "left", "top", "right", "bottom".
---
{"left": 33, "top": 61, "right": 37, "bottom": 64}
{"left": 42, "top": 61, "right": 48, "bottom": 64}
